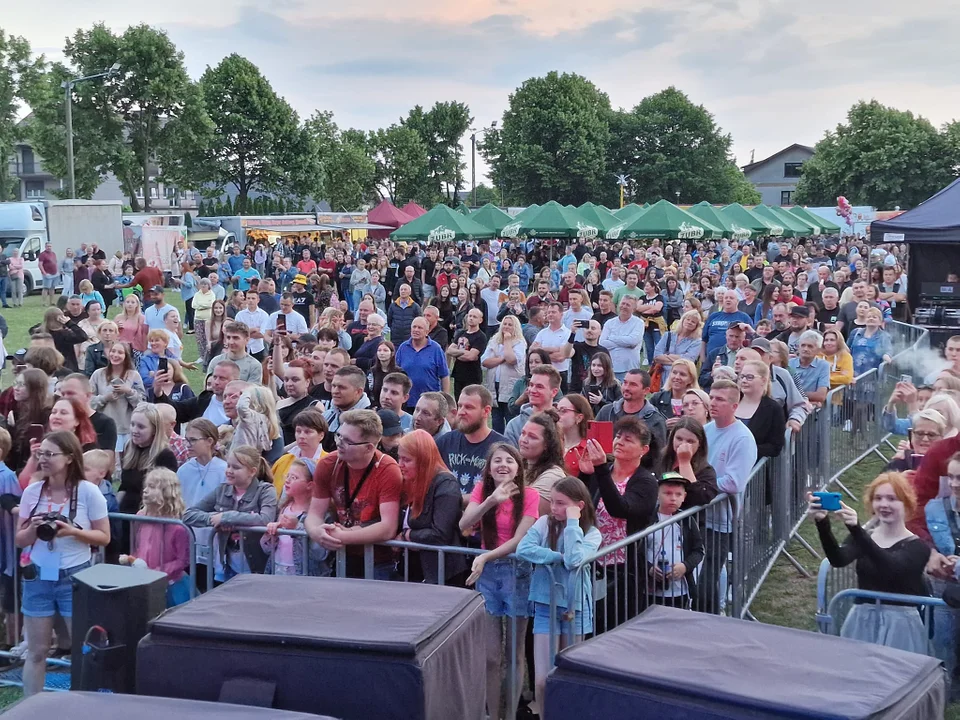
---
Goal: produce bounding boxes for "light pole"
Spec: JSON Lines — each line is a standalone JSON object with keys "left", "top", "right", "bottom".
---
{"left": 615, "top": 174, "right": 630, "bottom": 208}
{"left": 63, "top": 62, "right": 121, "bottom": 198}
{"left": 468, "top": 122, "right": 497, "bottom": 208}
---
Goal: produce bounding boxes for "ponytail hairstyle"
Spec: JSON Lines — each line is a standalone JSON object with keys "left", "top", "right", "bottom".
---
{"left": 479, "top": 443, "right": 526, "bottom": 551}
{"left": 185, "top": 418, "right": 222, "bottom": 458}
{"left": 230, "top": 444, "right": 274, "bottom": 486}
{"left": 547, "top": 476, "right": 596, "bottom": 550}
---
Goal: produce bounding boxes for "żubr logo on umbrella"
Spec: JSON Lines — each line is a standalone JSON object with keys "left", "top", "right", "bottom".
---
{"left": 606, "top": 223, "right": 627, "bottom": 240}
{"left": 576, "top": 222, "right": 599, "bottom": 240}
{"left": 677, "top": 222, "right": 704, "bottom": 240}
{"left": 427, "top": 225, "right": 456, "bottom": 243}
{"left": 731, "top": 225, "right": 752, "bottom": 241}
{"left": 767, "top": 224, "right": 784, "bottom": 237}
{"left": 501, "top": 221, "right": 522, "bottom": 239}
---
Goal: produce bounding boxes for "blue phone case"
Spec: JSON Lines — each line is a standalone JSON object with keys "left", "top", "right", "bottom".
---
{"left": 814, "top": 491, "right": 842, "bottom": 512}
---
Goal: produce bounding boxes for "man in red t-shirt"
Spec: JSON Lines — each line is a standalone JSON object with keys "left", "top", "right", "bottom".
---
{"left": 296, "top": 248, "right": 317, "bottom": 276}
{"left": 317, "top": 250, "right": 337, "bottom": 279}
{"left": 556, "top": 271, "right": 584, "bottom": 309}
{"left": 306, "top": 408, "right": 401, "bottom": 579}
{"left": 37, "top": 242, "right": 58, "bottom": 306}
{"left": 116, "top": 257, "right": 164, "bottom": 301}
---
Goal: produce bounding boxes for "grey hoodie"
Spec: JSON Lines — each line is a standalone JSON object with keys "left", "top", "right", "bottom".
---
{"left": 505, "top": 402, "right": 538, "bottom": 447}
{"left": 323, "top": 393, "right": 373, "bottom": 437}
{"left": 595, "top": 398, "right": 668, "bottom": 450}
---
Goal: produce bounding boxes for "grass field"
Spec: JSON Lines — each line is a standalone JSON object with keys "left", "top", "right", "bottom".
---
{"left": 0, "top": 293, "right": 205, "bottom": 392}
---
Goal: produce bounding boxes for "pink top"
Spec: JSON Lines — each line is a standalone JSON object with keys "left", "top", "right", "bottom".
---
{"left": 470, "top": 484, "right": 540, "bottom": 549}
{"left": 116, "top": 312, "right": 148, "bottom": 352}
{"left": 7, "top": 257, "right": 23, "bottom": 280}
{"left": 134, "top": 521, "right": 190, "bottom": 583}
{"left": 596, "top": 477, "right": 629, "bottom": 566}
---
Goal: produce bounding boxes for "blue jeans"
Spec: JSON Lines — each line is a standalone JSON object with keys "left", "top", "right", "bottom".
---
{"left": 492, "top": 402, "right": 508, "bottom": 435}
{"left": 643, "top": 326, "right": 661, "bottom": 366}
{"left": 0, "top": 276, "right": 8, "bottom": 306}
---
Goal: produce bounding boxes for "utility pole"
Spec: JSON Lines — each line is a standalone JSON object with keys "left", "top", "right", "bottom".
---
{"left": 62, "top": 62, "right": 122, "bottom": 198}
{"left": 471, "top": 133, "right": 476, "bottom": 208}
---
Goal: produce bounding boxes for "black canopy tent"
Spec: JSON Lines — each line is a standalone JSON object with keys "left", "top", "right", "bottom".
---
{"left": 870, "top": 178, "right": 960, "bottom": 312}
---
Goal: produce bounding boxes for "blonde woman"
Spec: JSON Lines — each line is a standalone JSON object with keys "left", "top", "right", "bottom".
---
{"left": 115, "top": 294, "right": 148, "bottom": 354}
{"left": 653, "top": 309, "right": 703, "bottom": 384}
{"left": 231, "top": 385, "right": 281, "bottom": 454}
{"left": 481, "top": 314, "right": 527, "bottom": 434}
{"left": 77, "top": 299, "right": 107, "bottom": 362}
{"left": 819, "top": 328, "right": 854, "bottom": 390}
{"left": 649, "top": 357, "right": 700, "bottom": 427}
{"left": 313, "top": 306, "right": 350, "bottom": 350}
{"left": 735, "top": 360, "right": 786, "bottom": 458}
{"left": 192, "top": 277, "right": 216, "bottom": 366}
{"left": 90, "top": 341, "right": 146, "bottom": 453}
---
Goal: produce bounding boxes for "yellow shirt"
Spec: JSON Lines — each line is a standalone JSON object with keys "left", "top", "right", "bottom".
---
{"left": 819, "top": 351, "right": 853, "bottom": 390}
{"left": 271, "top": 449, "right": 327, "bottom": 497}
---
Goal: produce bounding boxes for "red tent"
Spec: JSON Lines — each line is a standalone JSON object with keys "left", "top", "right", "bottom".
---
{"left": 401, "top": 202, "right": 427, "bottom": 218}
{"left": 367, "top": 201, "right": 414, "bottom": 239}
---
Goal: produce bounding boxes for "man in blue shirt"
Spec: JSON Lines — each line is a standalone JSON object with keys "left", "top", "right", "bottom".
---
{"left": 231, "top": 257, "right": 261, "bottom": 291}
{"left": 558, "top": 245, "right": 578, "bottom": 275}
{"left": 395, "top": 317, "right": 451, "bottom": 411}
{"left": 788, "top": 330, "right": 831, "bottom": 405}
{"left": 227, "top": 246, "right": 245, "bottom": 275}
{"left": 700, "top": 291, "right": 753, "bottom": 362}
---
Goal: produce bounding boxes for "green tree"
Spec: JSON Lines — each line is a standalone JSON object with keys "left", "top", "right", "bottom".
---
{"left": 480, "top": 72, "right": 612, "bottom": 205}
{"left": 162, "top": 54, "right": 320, "bottom": 210}
{"left": 403, "top": 101, "right": 472, "bottom": 204}
{"left": 610, "top": 87, "right": 746, "bottom": 204}
{"left": 722, "top": 164, "right": 761, "bottom": 205}
{"left": 470, "top": 183, "right": 500, "bottom": 206}
{"left": 222, "top": 195, "right": 233, "bottom": 215}
{"left": 0, "top": 30, "right": 44, "bottom": 201}
{"left": 183, "top": 211, "right": 192, "bottom": 227}
{"left": 304, "top": 111, "right": 376, "bottom": 211}
{"left": 26, "top": 24, "right": 193, "bottom": 210}
{"left": 370, "top": 124, "right": 430, "bottom": 204}
{"left": 795, "top": 100, "right": 955, "bottom": 209}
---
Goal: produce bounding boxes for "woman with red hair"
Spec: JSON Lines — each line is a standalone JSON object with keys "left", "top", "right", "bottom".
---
{"left": 396, "top": 429, "right": 468, "bottom": 585}
{"left": 18, "top": 398, "right": 99, "bottom": 487}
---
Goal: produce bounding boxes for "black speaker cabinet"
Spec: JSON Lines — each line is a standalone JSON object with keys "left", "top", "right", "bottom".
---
{"left": 71, "top": 563, "right": 168, "bottom": 693}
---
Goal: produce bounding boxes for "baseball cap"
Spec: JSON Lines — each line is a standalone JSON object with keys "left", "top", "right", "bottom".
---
{"left": 150, "top": 285, "right": 165, "bottom": 294}
{"left": 659, "top": 471, "right": 691, "bottom": 487}
{"left": 377, "top": 409, "right": 403, "bottom": 437}
{"left": 292, "top": 274, "right": 308, "bottom": 285}
{"left": 750, "top": 337, "right": 772, "bottom": 353}
{"left": 789, "top": 305, "right": 809, "bottom": 317}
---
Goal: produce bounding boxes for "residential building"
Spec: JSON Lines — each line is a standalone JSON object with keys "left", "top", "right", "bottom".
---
{"left": 741, "top": 144, "right": 815, "bottom": 206}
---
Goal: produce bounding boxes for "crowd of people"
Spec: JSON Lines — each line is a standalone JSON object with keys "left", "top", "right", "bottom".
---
{"left": 4, "top": 226, "right": 959, "bottom": 717}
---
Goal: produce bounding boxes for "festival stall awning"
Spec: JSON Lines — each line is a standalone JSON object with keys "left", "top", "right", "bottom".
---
{"left": 749, "top": 205, "right": 802, "bottom": 237}
{"left": 788, "top": 206, "right": 841, "bottom": 234}
{"left": 455, "top": 203, "right": 472, "bottom": 215}
{"left": 577, "top": 202, "right": 622, "bottom": 238}
{"left": 614, "top": 203, "right": 648, "bottom": 223}
{"left": 688, "top": 202, "right": 752, "bottom": 241}
{"left": 400, "top": 202, "right": 427, "bottom": 218}
{"left": 867, "top": 178, "right": 960, "bottom": 244}
{"left": 616, "top": 199, "right": 721, "bottom": 240}
{"left": 501, "top": 200, "right": 599, "bottom": 239}
{"left": 470, "top": 203, "right": 514, "bottom": 234}
{"left": 390, "top": 204, "right": 495, "bottom": 243}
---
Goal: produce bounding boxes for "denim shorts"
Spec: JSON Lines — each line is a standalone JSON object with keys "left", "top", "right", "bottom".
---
{"left": 477, "top": 558, "right": 532, "bottom": 618}
{"left": 532, "top": 601, "right": 592, "bottom": 636}
{"left": 42, "top": 274, "right": 58, "bottom": 289}
{"left": 22, "top": 561, "right": 91, "bottom": 618}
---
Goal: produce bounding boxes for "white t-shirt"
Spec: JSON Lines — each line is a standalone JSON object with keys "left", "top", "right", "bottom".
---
{"left": 19, "top": 480, "right": 108, "bottom": 570}
{"left": 203, "top": 396, "right": 229, "bottom": 426}
{"left": 534, "top": 324, "right": 572, "bottom": 371}
{"left": 265, "top": 310, "right": 309, "bottom": 336}
{"left": 234, "top": 308, "right": 271, "bottom": 354}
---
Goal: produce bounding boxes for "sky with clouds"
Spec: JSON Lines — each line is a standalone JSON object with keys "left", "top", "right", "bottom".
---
{"left": 7, "top": 0, "right": 958, "bottom": 184}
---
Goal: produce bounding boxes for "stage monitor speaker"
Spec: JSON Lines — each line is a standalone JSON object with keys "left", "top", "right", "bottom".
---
{"left": 71, "top": 563, "right": 168, "bottom": 693}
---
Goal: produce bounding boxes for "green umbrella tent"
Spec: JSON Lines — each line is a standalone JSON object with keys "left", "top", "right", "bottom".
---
{"left": 765, "top": 205, "right": 817, "bottom": 236}
{"left": 688, "top": 202, "right": 752, "bottom": 241}
{"left": 788, "top": 206, "right": 841, "bottom": 234}
{"left": 390, "top": 203, "right": 495, "bottom": 242}
{"left": 616, "top": 199, "right": 721, "bottom": 240}
{"left": 750, "top": 205, "right": 801, "bottom": 238}
{"left": 470, "top": 203, "right": 514, "bottom": 235}
{"left": 455, "top": 203, "right": 472, "bottom": 216}
{"left": 501, "top": 200, "right": 599, "bottom": 240}
{"left": 720, "top": 203, "right": 782, "bottom": 237}
{"left": 577, "top": 202, "right": 622, "bottom": 237}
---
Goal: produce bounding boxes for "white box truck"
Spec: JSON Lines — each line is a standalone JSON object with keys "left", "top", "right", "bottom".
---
{"left": 0, "top": 200, "right": 124, "bottom": 293}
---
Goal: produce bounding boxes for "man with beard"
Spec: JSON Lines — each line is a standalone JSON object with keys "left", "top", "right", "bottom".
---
{"left": 435, "top": 385, "right": 505, "bottom": 498}
{"left": 310, "top": 347, "right": 348, "bottom": 409}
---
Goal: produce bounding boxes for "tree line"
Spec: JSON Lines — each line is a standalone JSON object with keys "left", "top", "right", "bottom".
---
{"left": 1, "top": 25, "right": 955, "bottom": 214}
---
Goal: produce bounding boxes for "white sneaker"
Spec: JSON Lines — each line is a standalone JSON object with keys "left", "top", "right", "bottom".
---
{"left": 9, "top": 640, "right": 27, "bottom": 658}
{"left": 843, "top": 420, "right": 852, "bottom": 432}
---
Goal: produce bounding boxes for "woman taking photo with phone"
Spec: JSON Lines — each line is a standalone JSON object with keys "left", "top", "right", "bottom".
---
{"left": 582, "top": 352, "right": 621, "bottom": 417}
{"left": 577, "top": 416, "right": 658, "bottom": 629}
{"left": 17, "top": 431, "right": 109, "bottom": 697}
{"left": 808, "top": 473, "right": 931, "bottom": 653}
{"left": 90, "top": 341, "right": 146, "bottom": 455}
{"left": 7, "top": 368, "right": 52, "bottom": 473}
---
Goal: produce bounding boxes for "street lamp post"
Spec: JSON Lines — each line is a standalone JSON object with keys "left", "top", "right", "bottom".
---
{"left": 615, "top": 174, "right": 630, "bottom": 208}
{"left": 63, "top": 62, "right": 121, "bottom": 198}
{"left": 468, "top": 122, "right": 497, "bottom": 208}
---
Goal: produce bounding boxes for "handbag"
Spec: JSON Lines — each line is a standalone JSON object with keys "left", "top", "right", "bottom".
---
{"left": 648, "top": 332, "right": 672, "bottom": 393}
